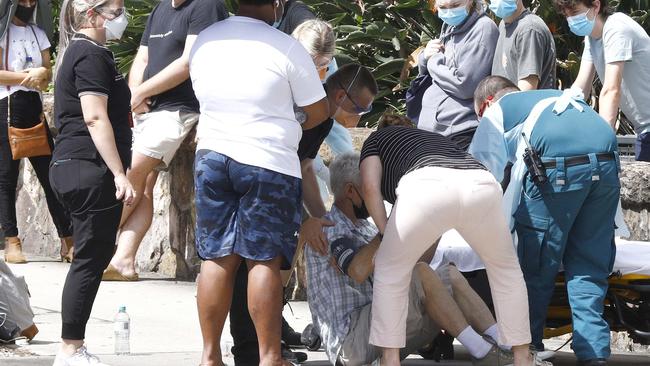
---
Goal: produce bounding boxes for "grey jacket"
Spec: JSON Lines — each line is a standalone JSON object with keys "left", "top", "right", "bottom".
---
{"left": 0, "top": 0, "right": 53, "bottom": 42}
{"left": 417, "top": 9, "right": 498, "bottom": 137}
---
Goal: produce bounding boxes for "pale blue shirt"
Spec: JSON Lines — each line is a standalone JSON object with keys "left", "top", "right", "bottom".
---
{"left": 583, "top": 13, "right": 650, "bottom": 135}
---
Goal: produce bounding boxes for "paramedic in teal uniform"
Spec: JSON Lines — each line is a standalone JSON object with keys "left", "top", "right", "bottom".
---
{"left": 470, "top": 76, "right": 620, "bottom": 366}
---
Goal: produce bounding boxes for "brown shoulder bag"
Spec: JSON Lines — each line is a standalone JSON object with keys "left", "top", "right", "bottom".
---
{"left": 5, "top": 25, "right": 51, "bottom": 160}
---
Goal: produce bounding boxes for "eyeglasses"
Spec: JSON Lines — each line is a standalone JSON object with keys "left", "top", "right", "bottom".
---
{"left": 337, "top": 66, "right": 373, "bottom": 116}
{"left": 96, "top": 6, "right": 126, "bottom": 19}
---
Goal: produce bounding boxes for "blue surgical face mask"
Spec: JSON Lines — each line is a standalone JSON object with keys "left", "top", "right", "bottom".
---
{"left": 488, "top": 0, "right": 517, "bottom": 19}
{"left": 437, "top": 5, "right": 469, "bottom": 27}
{"left": 567, "top": 8, "right": 595, "bottom": 37}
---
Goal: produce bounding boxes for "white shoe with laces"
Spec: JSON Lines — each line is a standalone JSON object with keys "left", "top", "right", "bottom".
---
{"left": 505, "top": 351, "right": 554, "bottom": 366}
{"left": 52, "top": 345, "right": 110, "bottom": 366}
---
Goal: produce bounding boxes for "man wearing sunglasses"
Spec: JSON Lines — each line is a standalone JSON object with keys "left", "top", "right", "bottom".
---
{"left": 299, "top": 63, "right": 377, "bottom": 256}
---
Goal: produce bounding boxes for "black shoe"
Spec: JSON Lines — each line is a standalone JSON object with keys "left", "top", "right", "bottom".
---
{"left": 418, "top": 332, "right": 455, "bottom": 361}
{"left": 300, "top": 323, "right": 322, "bottom": 351}
{"left": 282, "top": 317, "right": 303, "bottom": 347}
{"left": 282, "top": 341, "right": 308, "bottom": 364}
{"left": 577, "top": 359, "right": 607, "bottom": 366}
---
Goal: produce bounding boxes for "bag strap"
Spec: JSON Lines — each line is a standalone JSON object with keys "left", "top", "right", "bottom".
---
{"left": 28, "top": 25, "right": 40, "bottom": 51}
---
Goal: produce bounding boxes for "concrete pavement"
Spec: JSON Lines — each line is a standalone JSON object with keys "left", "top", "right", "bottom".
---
{"left": 2, "top": 258, "right": 649, "bottom": 365}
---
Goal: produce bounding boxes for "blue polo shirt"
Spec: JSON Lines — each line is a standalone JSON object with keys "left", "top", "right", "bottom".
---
{"left": 471, "top": 89, "right": 617, "bottom": 182}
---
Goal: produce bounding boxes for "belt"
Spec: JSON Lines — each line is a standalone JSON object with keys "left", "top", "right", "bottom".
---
{"left": 542, "top": 152, "right": 615, "bottom": 169}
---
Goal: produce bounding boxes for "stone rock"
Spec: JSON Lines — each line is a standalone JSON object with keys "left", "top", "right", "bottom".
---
{"left": 318, "top": 127, "right": 373, "bottom": 165}
{"left": 620, "top": 161, "right": 650, "bottom": 241}
{"left": 14, "top": 159, "right": 62, "bottom": 258}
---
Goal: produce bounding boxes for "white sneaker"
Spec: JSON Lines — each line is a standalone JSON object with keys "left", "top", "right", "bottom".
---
{"left": 505, "top": 352, "right": 554, "bottom": 366}
{"left": 52, "top": 345, "right": 110, "bottom": 366}
{"left": 536, "top": 349, "right": 556, "bottom": 361}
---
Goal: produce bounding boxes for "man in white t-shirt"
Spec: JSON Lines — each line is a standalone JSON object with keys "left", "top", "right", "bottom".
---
{"left": 188, "top": 0, "right": 329, "bottom": 364}
{"left": 555, "top": 0, "right": 650, "bottom": 162}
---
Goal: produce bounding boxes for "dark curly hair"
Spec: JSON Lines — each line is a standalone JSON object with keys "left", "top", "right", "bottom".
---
{"left": 377, "top": 113, "right": 415, "bottom": 130}
{"left": 553, "top": 0, "right": 613, "bottom": 17}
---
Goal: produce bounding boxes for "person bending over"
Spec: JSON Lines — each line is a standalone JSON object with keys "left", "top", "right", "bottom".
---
{"left": 359, "top": 121, "right": 545, "bottom": 365}
{"left": 306, "top": 152, "right": 516, "bottom": 365}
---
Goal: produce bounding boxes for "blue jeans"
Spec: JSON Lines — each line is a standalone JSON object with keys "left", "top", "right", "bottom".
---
{"left": 636, "top": 132, "right": 650, "bottom": 162}
{"left": 514, "top": 157, "right": 619, "bottom": 360}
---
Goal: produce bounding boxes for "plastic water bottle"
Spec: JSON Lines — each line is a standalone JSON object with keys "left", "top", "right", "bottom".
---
{"left": 24, "top": 56, "right": 34, "bottom": 70}
{"left": 113, "top": 305, "right": 130, "bottom": 355}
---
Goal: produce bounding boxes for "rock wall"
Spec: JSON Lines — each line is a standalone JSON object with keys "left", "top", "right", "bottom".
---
{"left": 619, "top": 161, "right": 650, "bottom": 241}
{"left": 11, "top": 118, "right": 650, "bottom": 279}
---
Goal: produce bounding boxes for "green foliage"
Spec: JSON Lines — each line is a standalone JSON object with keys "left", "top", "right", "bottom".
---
{"left": 47, "top": 0, "right": 650, "bottom": 130}
{"left": 307, "top": 0, "right": 650, "bottom": 129}
{"left": 112, "top": 0, "right": 159, "bottom": 74}
{"left": 304, "top": 0, "right": 439, "bottom": 124}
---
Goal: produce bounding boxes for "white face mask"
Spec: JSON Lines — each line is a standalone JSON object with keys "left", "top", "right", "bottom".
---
{"left": 103, "top": 13, "right": 128, "bottom": 40}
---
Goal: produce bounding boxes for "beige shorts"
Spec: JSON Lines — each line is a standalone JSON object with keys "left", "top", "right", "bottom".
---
{"left": 338, "top": 269, "right": 442, "bottom": 366}
{"left": 132, "top": 109, "right": 199, "bottom": 169}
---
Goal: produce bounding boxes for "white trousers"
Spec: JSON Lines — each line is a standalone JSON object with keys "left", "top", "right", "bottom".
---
{"left": 369, "top": 167, "right": 531, "bottom": 348}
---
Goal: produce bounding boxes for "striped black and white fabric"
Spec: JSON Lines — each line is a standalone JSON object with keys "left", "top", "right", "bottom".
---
{"left": 360, "top": 126, "right": 486, "bottom": 204}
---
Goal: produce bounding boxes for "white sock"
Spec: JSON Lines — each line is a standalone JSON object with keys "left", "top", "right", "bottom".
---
{"left": 484, "top": 324, "right": 511, "bottom": 350}
{"left": 457, "top": 326, "right": 492, "bottom": 359}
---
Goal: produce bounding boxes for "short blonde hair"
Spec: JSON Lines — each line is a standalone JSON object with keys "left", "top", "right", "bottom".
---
{"left": 292, "top": 19, "right": 335, "bottom": 60}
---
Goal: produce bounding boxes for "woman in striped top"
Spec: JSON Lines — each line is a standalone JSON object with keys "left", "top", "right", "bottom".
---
{"left": 360, "top": 125, "right": 542, "bottom": 366}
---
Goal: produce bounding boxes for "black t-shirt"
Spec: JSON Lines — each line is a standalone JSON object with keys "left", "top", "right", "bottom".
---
{"left": 360, "top": 126, "right": 486, "bottom": 204}
{"left": 53, "top": 34, "right": 132, "bottom": 168}
{"left": 141, "top": 0, "right": 228, "bottom": 112}
{"left": 278, "top": 0, "right": 316, "bottom": 34}
{"left": 298, "top": 118, "right": 333, "bottom": 161}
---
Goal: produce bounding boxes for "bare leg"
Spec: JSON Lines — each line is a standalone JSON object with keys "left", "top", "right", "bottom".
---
{"left": 380, "top": 348, "right": 400, "bottom": 366}
{"left": 415, "top": 263, "right": 468, "bottom": 337}
{"left": 246, "top": 257, "right": 284, "bottom": 366}
{"left": 118, "top": 153, "right": 161, "bottom": 227}
{"left": 109, "top": 170, "right": 159, "bottom": 276}
{"left": 447, "top": 265, "right": 497, "bottom": 333}
{"left": 197, "top": 255, "right": 241, "bottom": 366}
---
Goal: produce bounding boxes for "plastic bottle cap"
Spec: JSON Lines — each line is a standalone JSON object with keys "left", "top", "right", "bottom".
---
{"left": 119, "top": 305, "right": 126, "bottom": 312}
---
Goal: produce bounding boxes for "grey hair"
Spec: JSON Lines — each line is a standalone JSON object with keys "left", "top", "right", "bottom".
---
{"left": 329, "top": 152, "right": 361, "bottom": 199}
{"left": 291, "top": 19, "right": 335, "bottom": 60}
{"left": 55, "top": 0, "right": 111, "bottom": 76}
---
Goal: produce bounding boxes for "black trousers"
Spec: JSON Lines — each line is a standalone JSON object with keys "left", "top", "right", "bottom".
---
{"left": 0, "top": 91, "right": 72, "bottom": 238}
{"left": 49, "top": 158, "right": 123, "bottom": 340}
{"left": 230, "top": 264, "right": 299, "bottom": 365}
{"left": 230, "top": 264, "right": 261, "bottom": 365}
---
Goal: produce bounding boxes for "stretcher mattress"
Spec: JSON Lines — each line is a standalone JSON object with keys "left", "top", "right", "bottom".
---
{"left": 429, "top": 230, "right": 650, "bottom": 276}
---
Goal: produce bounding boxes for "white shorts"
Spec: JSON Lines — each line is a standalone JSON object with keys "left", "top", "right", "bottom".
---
{"left": 132, "top": 109, "right": 199, "bottom": 169}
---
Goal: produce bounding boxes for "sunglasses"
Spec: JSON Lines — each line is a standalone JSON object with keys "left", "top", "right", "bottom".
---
{"left": 337, "top": 66, "right": 373, "bottom": 116}
{"left": 96, "top": 6, "right": 126, "bottom": 19}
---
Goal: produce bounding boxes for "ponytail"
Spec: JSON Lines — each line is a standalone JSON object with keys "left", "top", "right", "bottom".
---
{"left": 54, "top": 0, "right": 110, "bottom": 77}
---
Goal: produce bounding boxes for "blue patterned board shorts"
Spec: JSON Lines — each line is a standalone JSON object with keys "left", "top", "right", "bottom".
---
{"left": 194, "top": 150, "right": 302, "bottom": 269}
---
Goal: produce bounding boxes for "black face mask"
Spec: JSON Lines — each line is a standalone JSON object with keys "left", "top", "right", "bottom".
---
{"left": 15, "top": 5, "right": 35, "bottom": 24}
{"left": 353, "top": 201, "right": 370, "bottom": 220}
{"left": 351, "top": 186, "right": 370, "bottom": 220}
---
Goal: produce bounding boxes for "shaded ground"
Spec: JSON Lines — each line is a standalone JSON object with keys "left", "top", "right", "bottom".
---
{"left": 1, "top": 258, "right": 649, "bottom": 365}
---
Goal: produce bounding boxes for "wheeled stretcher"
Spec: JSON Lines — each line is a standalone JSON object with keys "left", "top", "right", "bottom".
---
{"left": 430, "top": 231, "right": 650, "bottom": 345}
